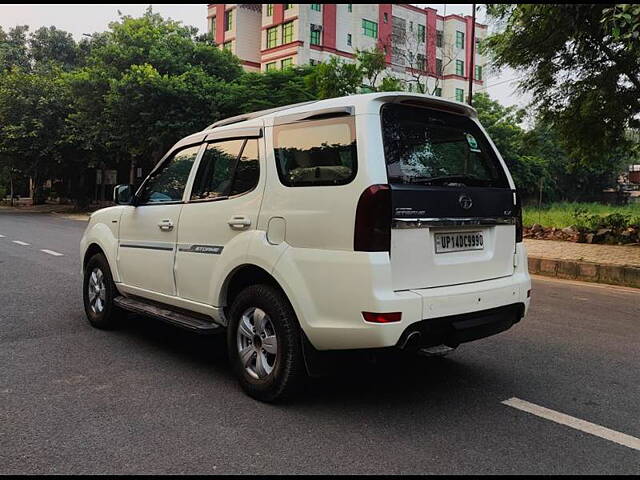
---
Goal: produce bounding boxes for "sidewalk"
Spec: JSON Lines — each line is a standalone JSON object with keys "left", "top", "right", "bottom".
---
{"left": 525, "top": 239, "right": 640, "bottom": 288}
{"left": 0, "top": 204, "right": 92, "bottom": 221}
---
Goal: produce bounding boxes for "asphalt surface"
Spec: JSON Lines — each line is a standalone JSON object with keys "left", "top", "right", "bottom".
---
{"left": 0, "top": 211, "right": 639, "bottom": 474}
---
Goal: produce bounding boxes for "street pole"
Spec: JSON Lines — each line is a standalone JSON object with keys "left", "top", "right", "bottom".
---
{"left": 468, "top": 3, "right": 476, "bottom": 106}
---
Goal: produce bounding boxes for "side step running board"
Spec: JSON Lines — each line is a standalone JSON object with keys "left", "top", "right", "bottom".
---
{"left": 114, "top": 296, "right": 223, "bottom": 334}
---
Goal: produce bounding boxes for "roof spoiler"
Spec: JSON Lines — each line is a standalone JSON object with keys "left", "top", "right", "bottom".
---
{"left": 375, "top": 93, "right": 478, "bottom": 118}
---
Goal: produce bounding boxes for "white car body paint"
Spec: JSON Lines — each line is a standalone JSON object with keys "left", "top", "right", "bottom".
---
{"left": 80, "top": 92, "right": 531, "bottom": 351}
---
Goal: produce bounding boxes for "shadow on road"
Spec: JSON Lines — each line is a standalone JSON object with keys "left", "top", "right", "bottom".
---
{"left": 115, "top": 312, "right": 502, "bottom": 408}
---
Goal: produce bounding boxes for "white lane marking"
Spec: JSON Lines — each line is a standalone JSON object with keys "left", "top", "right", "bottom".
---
{"left": 41, "top": 249, "right": 64, "bottom": 257}
{"left": 502, "top": 397, "right": 640, "bottom": 452}
{"left": 12, "top": 240, "right": 30, "bottom": 246}
{"left": 0, "top": 234, "right": 5, "bottom": 237}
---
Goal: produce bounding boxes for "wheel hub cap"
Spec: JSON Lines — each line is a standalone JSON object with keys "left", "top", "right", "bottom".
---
{"left": 236, "top": 307, "right": 278, "bottom": 379}
{"left": 87, "top": 267, "right": 106, "bottom": 314}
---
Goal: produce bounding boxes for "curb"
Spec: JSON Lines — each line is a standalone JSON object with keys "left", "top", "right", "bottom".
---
{"left": 528, "top": 257, "right": 640, "bottom": 289}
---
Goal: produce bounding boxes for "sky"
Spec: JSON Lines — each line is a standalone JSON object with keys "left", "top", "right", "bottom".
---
{"left": 0, "top": 4, "right": 530, "bottom": 108}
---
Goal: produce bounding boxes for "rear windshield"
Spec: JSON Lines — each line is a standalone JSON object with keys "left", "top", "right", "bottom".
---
{"left": 381, "top": 104, "right": 509, "bottom": 188}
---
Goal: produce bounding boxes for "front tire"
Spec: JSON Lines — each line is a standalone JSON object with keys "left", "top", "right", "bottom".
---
{"left": 227, "top": 284, "right": 306, "bottom": 402}
{"left": 83, "top": 253, "right": 125, "bottom": 330}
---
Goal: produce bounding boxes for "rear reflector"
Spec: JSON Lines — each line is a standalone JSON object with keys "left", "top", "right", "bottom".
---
{"left": 362, "top": 311, "right": 402, "bottom": 323}
{"left": 354, "top": 184, "right": 391, "bottom": 252}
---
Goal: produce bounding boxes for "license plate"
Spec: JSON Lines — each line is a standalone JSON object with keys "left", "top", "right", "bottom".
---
{"left": 435, "top": 231, "right": 484, "bottom": 253}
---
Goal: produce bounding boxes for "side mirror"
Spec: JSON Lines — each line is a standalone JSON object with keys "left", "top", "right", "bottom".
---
{"left": 113, "top": 184, "right": 134, "bottom": 205}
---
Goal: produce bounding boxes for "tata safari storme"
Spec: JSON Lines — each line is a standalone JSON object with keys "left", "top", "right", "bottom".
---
{"left": 80, "top": 93, "right": 531, "bottom": 402}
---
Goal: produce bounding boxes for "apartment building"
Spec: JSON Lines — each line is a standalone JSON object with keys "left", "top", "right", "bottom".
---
{"left": 207, "top": 4, "right": 487, "bottom": 101}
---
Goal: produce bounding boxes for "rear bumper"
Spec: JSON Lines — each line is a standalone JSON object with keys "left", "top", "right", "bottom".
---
{"left": 397, "top": 303, "right": 525, "bottom": 350}
{"left": 291, "top": 243, "right": 531, "bottom": 351}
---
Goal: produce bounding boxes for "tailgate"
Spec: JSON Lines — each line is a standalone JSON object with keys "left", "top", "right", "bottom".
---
{"left": 390, "top": 184, "right": 516, "bottom": 290}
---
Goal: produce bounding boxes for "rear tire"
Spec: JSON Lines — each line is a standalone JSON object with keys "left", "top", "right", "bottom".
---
{"left": 227, "top": 284, "right": 306, "bottom": 402}
{"left": 83, "top": 253, "right": 125, "bottom": 330}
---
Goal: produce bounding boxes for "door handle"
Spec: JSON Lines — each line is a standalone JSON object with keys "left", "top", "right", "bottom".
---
{"left": 158, "top": 219, "right": 174, "bottom": 231}
{"left": 228, "top": 215, "right": 251, "bottom": 230}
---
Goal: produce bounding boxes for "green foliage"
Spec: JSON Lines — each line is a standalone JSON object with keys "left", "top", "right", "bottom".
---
{"left": 523, "top": 202, "right": 640, "bottom": 228}
{"left": 306, "top": 47, "right": 405, "bottom": 97}
{"left": 29, "top": 26, "right": 80, "bottom": 71}
{"left": 228, "top": 66, "right": 315, "bottom": 115}
{"left": 0, "top": 66, "right": 72, "bottom": 199}
{"left": 483, "top": 4, "right": 640, "bottom": 168}
{"left": 305, "top": 56, "right": 362, "bottom": 99}
{"left": 0, "top": 6, "right": 634, "bottom": 208}
{"left": 0, "top": 26, "right": 30, "bottom": 71}
{"left": 379, "top": 76, "right": 404, "bottom": 92}
{"left": 355, "top": 48, "right": 386, "bottom": 90}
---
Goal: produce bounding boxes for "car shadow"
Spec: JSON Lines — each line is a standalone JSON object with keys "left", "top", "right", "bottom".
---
{"left": 116, "top": 312, "right": 505, "bottom": 408}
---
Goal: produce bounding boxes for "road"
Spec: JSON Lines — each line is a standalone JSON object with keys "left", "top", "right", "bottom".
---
{"left": 0, "top": 211, "right": 639, "bottom": 474}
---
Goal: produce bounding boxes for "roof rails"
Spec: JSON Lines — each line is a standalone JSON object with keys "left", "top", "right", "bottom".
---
{"left": 206, "top": 100, "right": 318, "bottom": 130}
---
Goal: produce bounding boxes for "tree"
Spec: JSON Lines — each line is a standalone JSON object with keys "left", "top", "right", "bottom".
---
{"left": 65, "top": 7, "right": 244, "bottom": 189}
{"left": 0, "top": 26, "right": 30, "bottom": 71}
{"left": 304, "top": 56, "right": 362, "bottom": 99}
{"left": 472, "top": 93, "right": 549, "bottom": 199}
{"left": 228, "top": 65, "right": 315, "bottom": 114}
{"left": 483, "top": 4, "right": 640, "bottom": 167}
{"left": 29, "top": 26, "right": 80, "bottom": 71}
{"left": 356, "top": 48, "right": 386, "bottom": 91}
{"left": 0, "top": 67, "right": 72, "bottom": 203}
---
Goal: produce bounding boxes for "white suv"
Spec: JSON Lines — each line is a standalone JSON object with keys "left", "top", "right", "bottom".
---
{"left": 80, "top": 93, "right": 531, "bottom": 402}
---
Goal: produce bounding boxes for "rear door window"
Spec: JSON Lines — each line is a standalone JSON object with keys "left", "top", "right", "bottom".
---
{"left": 190, "top": 139, "right": 245, "bottom": 201}
{"left": 273, "top": 116, "right": 357, "bottom": 186}
{"left": 381, "top": 104, "right": 508, "bottom": 188}
{"left": 230, "top": 139, "right": 260, "bottom": 196}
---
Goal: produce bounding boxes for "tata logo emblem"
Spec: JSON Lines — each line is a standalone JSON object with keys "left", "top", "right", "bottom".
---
{"left": 459, "top": 194, "right": 473, "bottom": 210}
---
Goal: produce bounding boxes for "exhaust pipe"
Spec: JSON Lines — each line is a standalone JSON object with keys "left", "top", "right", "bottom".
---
{"left": 398, "top": 330, "right": 421, "bottom": 350}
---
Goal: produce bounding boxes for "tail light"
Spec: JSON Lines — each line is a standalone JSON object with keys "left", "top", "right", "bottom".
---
{"left": 514, "top": 190, "right": 523, "bottom": 243}
{"left": 354, "top": 184, "right": 391, "bottom": 252}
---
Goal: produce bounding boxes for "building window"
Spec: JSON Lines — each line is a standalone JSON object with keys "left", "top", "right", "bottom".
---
{"left": 436, "top": 30, "right": 443, "bottom": 48}
{"left": 475, "top": 65, "right": 482, "bottom": 81}
{"left": 348, "top": 4, "right": 352, "bottom": 12}
{"left": 416, "top": 54, "right": 426, "bottom": 71}
{"left": 456, "top": 31, "right": 464, "bottom": 49}
{"left": 266, "top": 26, "right": 278, "bottom": 48}
{"left": 456, "top": 59, "right": 464, "bottom": 76}
{"left": 266, "top": 62, "right": 276, "bottom": 72}
{"left": 210, "top": 17, "right": 216, "bottom": 39}
{"left": 310, "top": 4, "right": 321, "bottom": 12}
{"left": 347, "top": 33, "right": 352, "bottom": 46}
{"left": 455, "top": 88, "right": 464, "bottom": 102}
{"left": 383, "top": 12, "right": 388, "bottom": 23}
{"left": 266, "top": 4, "right": 273, "bottom": 16}
{"left": 310, "top": 27, "right": 321, "bottom": 46}
{"left": 436, "top": 58, "right": 443, "bottom": 75}
{"left": 283, "top": 21, "right": 294, "bottom": 44}
{"left": 362, "top": 19, "right": 378, "bottom": 38}
{"left": 417, "top": 24, "right": 425, "bottom": 43}
{"left": 435, "top": 87, "right": 442, "bottom": 97}
{"left": 281, "top": 57, "right": 293, "bottom": 69}
{"left": 284, "top": 3, "right": 293, "bottom": 10}
{"left": 224, "top": 10, "right": 233, "bottom": 31}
